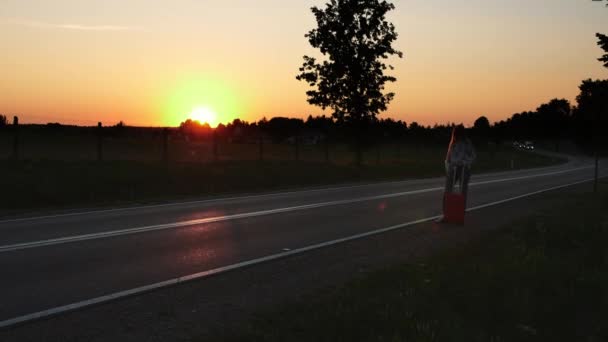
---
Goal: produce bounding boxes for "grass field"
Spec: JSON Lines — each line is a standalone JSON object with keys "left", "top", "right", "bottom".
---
{"left": 218, "top": 184, "right": 608, "bottom": 342}
{"left": 0, "top": 143, "right": 563, "bottom": 214}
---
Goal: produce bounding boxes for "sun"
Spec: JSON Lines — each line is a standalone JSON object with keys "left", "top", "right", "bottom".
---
{"left": 189, "top": 107, "right": 218, "bottom": 127}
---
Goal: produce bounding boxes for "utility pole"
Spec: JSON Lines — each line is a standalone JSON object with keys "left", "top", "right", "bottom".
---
{"left": 97, "top": 122, "right": 103, "bottom": 162}
{"left": 12, "top": 116, "right": 19, "bottom": 161}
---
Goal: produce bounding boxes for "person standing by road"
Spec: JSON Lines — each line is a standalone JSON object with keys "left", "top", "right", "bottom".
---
{"left": 439, "top": 125, "right": 476, "bottom": 222}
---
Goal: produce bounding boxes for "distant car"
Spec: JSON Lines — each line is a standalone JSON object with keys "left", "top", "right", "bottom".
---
{"left": 512, "top": 141, "right": 521, "bottom": 148}
{"left": 523, "top": 141, "right": 535, "bottom": 150}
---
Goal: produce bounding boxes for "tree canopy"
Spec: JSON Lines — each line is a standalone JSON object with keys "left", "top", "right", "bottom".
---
{"left": 597, "top": 33, "right": 608, "bottom": 68}
{"left": 536, "top": 99, "right": 571, "bottom": 130}
{"left": 473, "top": 116, "right": 490, "bottom": 131}
{"left": 296, "top": 0, "right": 403, "bottom": 126}
{"left": 575, "top": 79, "right": 608, "bottom": 121}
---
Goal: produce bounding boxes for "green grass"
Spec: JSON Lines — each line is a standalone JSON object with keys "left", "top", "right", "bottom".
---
{"left": 0, "top": 146, "right": 562, "bottom": 213}
{"left": 218, "top": 186, "right": 608, "bottom": 342}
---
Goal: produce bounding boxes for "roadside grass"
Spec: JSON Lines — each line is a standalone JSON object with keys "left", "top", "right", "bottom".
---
{"left": 218, "top": 185, "right": 608, "bottom": 342}
{"left": 0, "top": 146, "right": 562, "bottom": 213}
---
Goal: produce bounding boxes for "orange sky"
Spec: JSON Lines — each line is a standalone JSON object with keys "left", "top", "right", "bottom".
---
{"left": 1, "top": 0, "right": 607, "bottom": 127}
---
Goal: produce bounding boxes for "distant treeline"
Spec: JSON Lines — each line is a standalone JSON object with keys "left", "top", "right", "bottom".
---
{"left": 1, "top": 79, "right": 606, "bottom": 151}
{"left": 178, "top": 77, "right": 608, "bottom": 151}
{"left": 173, "top": 76, "right": 608, "bottom": 152}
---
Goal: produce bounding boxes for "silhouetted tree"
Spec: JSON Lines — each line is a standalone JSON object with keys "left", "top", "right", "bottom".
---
{"left": 506, "top": 111, "right": 537, "bottom": 140}
{"left": 263, "top": 117, "right": 305, "bottom": 143}
{"left": 536, "top": 99, "right": 571, "bottom": 151}
{"left": 577, "top": 81, "right": 608, "bottom": 117}
{"left": 474, "top": 116, "right": 490, "bottom": 131}
{"left": 179, "top": 119, "right": 212, "bottom": 140}
{"left": 225, "top": 118, "right": 254, "bottom": 143}
{"left": 305, "top": 115, "right": 335, "bottom": 141}
{"left": 296, "top": 0, "right": 403, "bottom": 164}
{"left": 0, "top": 114, "right": 7, "bottom": 127}
{"left": 377, "top": 118, "right": 407, "bottom": 142}
{"left": 574, "top": 79, "right": 608, "bottom": 149}
{"left": 598, "top": 33, "right": 608, "bottom": 68}
{"left": 472, "top": 116, "right": 491, "bottom": 145}
{"left": 407, "top": 122, "right": 426, "bottom": 144}
{"left": 492, "top": 119, "right": 508, "bottom": 146}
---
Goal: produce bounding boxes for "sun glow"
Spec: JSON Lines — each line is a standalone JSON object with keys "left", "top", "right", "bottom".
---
{"left": 162, "top": 74, "right": 244, "bottom": 127}
{"left": 189, "top": 107, "right": 218, "bottom": 127}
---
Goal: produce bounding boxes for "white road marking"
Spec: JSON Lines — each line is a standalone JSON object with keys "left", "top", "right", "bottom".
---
{"left": 0, "top": 176, "right": 600, "bottom": 329}
{"left": 0, "top": 185, "right": 370, "bottom": 224}
{"left": 0, "top": 187, "right": 444, "bottom": 252}
{"left": 0, "top": 166, "right": 594, "bottom": 253}
{"left": 0, "top": 163, "right": 582, "bottom": 225}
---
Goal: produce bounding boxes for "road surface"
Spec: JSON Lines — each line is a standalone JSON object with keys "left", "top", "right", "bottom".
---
{"left": 0, "top": 156, "right": 604, "bottom": 327}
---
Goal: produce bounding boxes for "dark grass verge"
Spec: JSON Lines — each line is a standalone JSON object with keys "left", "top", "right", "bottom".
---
{"left": 216, "top": 185, "right": 608, "bottom": 342}
{"left": 0, "top": 148, "right": 562, "bottom": 214}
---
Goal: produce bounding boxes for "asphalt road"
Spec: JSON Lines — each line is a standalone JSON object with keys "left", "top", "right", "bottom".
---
{"left": 0, "top": 156, "right": 604, "bottom": 327}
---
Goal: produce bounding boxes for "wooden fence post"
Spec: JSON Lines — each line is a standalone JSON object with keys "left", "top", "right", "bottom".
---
{"left": 12, "top": 116, "right": 19, "bottom": 161}
{"left": 162, "top": 128, "right": 169, "bottom": 163}
{"left": 96, "top": 122, "right": 103, "bottom": 161}
{"left": 212, "top": 130, "right": 219, "bottom": 162}
{"left": 294, "top": 135, "right": 300, "bottom": 161}
{"left": 258, "top": 134, "right": 264, "bottom": 161}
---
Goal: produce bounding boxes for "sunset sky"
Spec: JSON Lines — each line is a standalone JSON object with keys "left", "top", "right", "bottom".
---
{"left": 1, "top": 0, "right": 606, "bottom": 127}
